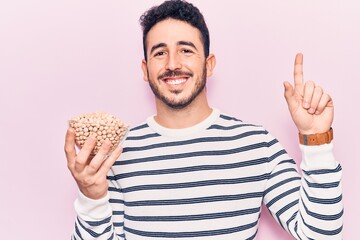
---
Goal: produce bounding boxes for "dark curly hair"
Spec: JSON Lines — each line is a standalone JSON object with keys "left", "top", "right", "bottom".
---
{"left": 140, "top": 0, "right": 210, "bottom": 60}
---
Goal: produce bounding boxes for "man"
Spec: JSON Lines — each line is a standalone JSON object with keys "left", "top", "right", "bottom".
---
{"left": 65, "top": 0, "right": 343, "bottom": 239}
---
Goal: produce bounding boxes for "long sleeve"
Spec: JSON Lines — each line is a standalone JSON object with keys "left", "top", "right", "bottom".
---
{"left": 71, "top": 172, "right": 125, "bottom": 240}
{"left": 263, "top": 135, "right": 343, "bottom": 239}
{"left": 296, "top": 143, "right": 343, "bottom": 239}
{"left": 69, "top": 111, "right": 344, "bottom": 239}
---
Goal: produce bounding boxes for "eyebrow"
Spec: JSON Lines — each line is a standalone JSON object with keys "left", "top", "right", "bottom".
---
{"left": 149, "top": 41, "right": 198, "bottom": 55}
{"left": 178, "top": 41, "right": 197, "bottom": 50}
{"left": 150, "top": 43, "right": 167, "bottom": 55}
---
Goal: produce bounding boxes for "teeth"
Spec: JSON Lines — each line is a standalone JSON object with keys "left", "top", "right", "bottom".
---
{"left": 166, "top": 78, "right": 187, "bottom": 85}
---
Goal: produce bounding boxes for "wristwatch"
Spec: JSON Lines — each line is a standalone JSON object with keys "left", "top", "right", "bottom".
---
{"left": 299, "top": 128, "right": 333, "bottom": 145}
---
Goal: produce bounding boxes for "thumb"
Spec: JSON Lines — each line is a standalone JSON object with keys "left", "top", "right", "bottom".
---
{"left": 284, "top": 81, "right": 298, "bottom": 112}
{"left": 283, "top": 81, "right": 294, "bottom": 103}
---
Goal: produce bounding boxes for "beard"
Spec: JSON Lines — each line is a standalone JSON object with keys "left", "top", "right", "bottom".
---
{"left": 147, "top": 65, "right": 207, "bottom": 110}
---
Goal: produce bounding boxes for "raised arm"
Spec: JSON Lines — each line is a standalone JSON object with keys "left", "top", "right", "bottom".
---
{"left": 263, "top": 53, "right": 343, "bottom": 239}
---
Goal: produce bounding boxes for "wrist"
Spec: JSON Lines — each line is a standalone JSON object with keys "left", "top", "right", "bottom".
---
{"left": 78, "top": 183, "right": 108, "bottom": 200}
{"left": 79, "top": 188, "right": 108, "bottom": 200}
{"left": 299, "top": 128, "right": 333, "bottom": 145}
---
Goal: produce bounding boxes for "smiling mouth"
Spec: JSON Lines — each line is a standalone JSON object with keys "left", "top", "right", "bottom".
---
{"left": 164, "top": 77, "right": 188, "bottom": 85}
{"left": 158, "top": 70, "right": 193, "bottom": 85}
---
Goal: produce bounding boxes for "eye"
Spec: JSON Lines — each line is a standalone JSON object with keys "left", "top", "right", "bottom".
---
{"left": 154, "top": 51, "right": 166, "bottom": 57}
{"left": 181, "top": 48, "right": 194, "bottom": 54}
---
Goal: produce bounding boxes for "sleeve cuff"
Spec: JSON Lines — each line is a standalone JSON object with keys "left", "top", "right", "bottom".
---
{"left": 300, "top": 143, "right": 337, "bottom": 170}
{"left": 74, "top": 191, "right": 112, "bottom": 221}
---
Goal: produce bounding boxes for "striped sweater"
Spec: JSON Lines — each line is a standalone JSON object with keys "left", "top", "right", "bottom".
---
{"left": 72, "top": 108, "right": 343, "bottom": 239}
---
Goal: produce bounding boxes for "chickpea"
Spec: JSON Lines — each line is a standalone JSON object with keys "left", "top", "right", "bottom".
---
{"left": 69, "top": 112, "right": 129, "bottom": 154}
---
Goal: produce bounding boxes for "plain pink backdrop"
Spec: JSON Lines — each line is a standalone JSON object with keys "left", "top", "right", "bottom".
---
{"left": 1, "top": 0, "right": 359, "bottom": 239}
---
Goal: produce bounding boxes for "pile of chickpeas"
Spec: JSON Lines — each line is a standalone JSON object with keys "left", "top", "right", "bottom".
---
{"left": 69, "top": 112, "right": 128, "bottom": 154}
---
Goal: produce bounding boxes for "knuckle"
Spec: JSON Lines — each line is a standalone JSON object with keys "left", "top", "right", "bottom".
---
{"left": 69, "top": 170, "right": 80, "bottom": 180}
{"left": 307, "top": 80, "right": 315, "bottom": 85}
{"left": 87, "top": 163, "right": 98, "bottom": 173}
{"left": 315, "top": 86, "right": 323, "bottom": 93}
{"left": 305, "top": 81, "right": 315, "bottom": 89}
{"left": 67, "top": 162, "right": 74, "bottom": 171}
{"left": 317, "top": 105, "right": 325, "bottom": 111}
{"left": 74, "top": 156, "right": 85, "bottom": 165}
{"left": 102, "top": 140, "right": 112, "bottom": 148}
{"left": 82, "top": 143, "right": 94, "bottom": 151}
{"left": 64, "top": 144, "right": 72, "bottom": 154}
{"left": 101, "top": 160, "right": 111, "bottom": 170}
{"left": 98, "top": 143, "right": 111, "bottom": 154}
{"left": 81, "top": 176, "right": 94, "bottom": 187}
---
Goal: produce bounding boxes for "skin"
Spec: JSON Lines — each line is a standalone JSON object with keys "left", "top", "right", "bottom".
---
{"left": 65, "top": 132, "right": 122, "bottom": 199}
{"left": 64, "top": 19, "right": 334, "bottom": 200}
{"left": 141, "top": 19, "right": 216, "bottom": 129}
{"left": 284, "top": 53, "right": 334, "bottom": 135}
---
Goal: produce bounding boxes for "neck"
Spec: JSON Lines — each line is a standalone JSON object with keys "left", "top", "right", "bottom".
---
{"left": 154, "top": 92, "right": 212, "bottom": 129}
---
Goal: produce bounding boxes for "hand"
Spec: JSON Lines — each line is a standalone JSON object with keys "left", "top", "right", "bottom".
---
{"left": 64, "top": 128, "right": 123, "bottom": 200}
{"left": 284, "top": 53, "right": 334, "bottom": 134}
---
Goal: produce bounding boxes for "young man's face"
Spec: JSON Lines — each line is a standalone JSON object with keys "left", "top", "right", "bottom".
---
{"left": 142, "top": 18, "right": 214, "bottom": 110}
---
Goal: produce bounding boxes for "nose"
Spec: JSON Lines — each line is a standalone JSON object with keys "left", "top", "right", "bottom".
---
{"left": 165, "top": 52, "right": 182, "bottom": 70}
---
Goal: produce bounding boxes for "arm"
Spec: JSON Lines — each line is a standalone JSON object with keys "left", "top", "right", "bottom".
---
{"left": 263, "top": 53, "right": 343, "bottom": 238}
{"left": 263, "top": 135, "right": 343, "bottom": 239}
{"left": 71, "top": 180, "right": 125, "bottom": 240}
{"left": 65, "top": 128, "right": 125, "bottom": 239}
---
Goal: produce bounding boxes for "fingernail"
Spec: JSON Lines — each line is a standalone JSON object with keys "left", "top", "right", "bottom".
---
{"left": 308, "top": 108, "right": 315, "bottom": 114}
{"left": 89, "top": 133, "right": 97, "bottom": 141}
{"left": 115, "top": 145, "right": 123, "bottom": 152}
{"left": 303, "top": 101, "right": 310, "bottom": 108}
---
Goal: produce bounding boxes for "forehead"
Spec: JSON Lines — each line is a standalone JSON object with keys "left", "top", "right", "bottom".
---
{"left": 146, "top": 18, "right": 203, "bottom": 50}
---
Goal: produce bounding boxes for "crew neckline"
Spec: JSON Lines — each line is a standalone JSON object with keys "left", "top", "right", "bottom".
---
{"left": 146, "top": 108, "right": 220, "bottom": 137}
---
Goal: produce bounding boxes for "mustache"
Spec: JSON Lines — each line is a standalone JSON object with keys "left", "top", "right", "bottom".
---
{"left": 158, "top": 70, "right": 193, "bottom": 80}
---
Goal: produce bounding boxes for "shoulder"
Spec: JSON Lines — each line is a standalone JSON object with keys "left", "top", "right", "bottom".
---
{"left": 213, "top": 111, "right": 281, "bottom": 143}
{"left": 212, "top": 112, "right": 267, "bottom": 132}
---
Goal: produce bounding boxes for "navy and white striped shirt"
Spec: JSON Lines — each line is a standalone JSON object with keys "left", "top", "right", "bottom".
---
{"left": 73, "top": 108, "right": 343, "bottom": 239}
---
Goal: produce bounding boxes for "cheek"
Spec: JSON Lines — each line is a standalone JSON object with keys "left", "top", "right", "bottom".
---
{"left": 148, "top": 61, "right": 165, "bottom": 76}
{"left": 187, "top": 61, "right": 205, "bottom": 76}
{"left": 182, "top": 56, "right": 205, "bottom": 69}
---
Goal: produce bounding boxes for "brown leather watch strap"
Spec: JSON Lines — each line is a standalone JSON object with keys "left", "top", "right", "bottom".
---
{"left": 299, "top": 128, "right": 333, "bottom": 145}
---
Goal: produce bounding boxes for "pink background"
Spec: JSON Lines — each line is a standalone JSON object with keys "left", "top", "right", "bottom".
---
{"left": 1, "top": 0, "right": 359, "bottom": 239}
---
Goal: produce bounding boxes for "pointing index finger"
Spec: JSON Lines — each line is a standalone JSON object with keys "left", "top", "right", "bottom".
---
{"left": 294, "top": 53, "right": 304, "bottom": 90}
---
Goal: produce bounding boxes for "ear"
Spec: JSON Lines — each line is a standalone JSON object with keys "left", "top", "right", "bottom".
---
{"left": 141, "top": 59, "right": 149, "bottom": 82}
{"left": 205, "top": 54, "right": 216, "bottom": 78}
